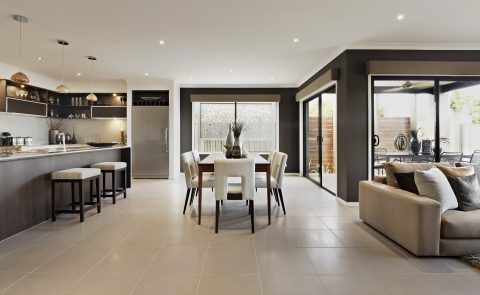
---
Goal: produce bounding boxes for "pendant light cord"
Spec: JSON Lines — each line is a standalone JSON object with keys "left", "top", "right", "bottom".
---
{"left": 61, "top": 44, "right": 65, "bottom": 84}
{"left": 90, "top": 59, "right": 94, "bottom": 93}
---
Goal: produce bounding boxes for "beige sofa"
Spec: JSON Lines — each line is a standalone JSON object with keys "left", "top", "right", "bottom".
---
{"left": 359, "top": 176, "right": 480, "bottom": 256}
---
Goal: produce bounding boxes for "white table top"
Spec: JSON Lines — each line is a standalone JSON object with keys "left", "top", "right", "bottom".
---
{"left": 199, "top": 153, "right": 269, "bottom": 165}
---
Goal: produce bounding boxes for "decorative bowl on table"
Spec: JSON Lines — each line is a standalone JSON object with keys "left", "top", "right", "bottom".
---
{"left": 86, "top": 142, "right": 118, "bottom": 148}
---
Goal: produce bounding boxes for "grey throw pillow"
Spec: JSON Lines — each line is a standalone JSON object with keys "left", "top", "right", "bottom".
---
{"left": 414, "top": 168, "right": 458, "bottom": 212}
{"left": 456, "top": 162, "right": 480, "bottom": 184}
{"left": 446, "top": 174, "right": 480, "bottom": 211}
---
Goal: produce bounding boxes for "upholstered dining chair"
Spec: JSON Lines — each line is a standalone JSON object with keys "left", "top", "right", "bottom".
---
{"left": 255, "top": 151, "right": 288, "bottom": 215}
{"left": 214, "top": 158, "right": 255, "bottom": 233}
{"left": 181, "top": 152, "right": 214, "bottom": 214}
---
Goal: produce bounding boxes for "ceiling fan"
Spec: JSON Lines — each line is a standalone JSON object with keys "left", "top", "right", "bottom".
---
{"left": 383, "top": 80, "right": 416, "bottom": 92}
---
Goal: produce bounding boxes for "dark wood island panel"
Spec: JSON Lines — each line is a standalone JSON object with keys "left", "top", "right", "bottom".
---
{"left": 0, "top": 147, "right": 131, "bottom": 241}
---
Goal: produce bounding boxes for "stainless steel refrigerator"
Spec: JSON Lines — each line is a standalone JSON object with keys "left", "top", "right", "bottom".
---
{"left": 132, "top": 105, "right": 169, "bottom": 178}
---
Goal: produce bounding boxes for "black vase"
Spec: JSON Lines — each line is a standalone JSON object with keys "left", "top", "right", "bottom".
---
{"left": 225, "top": 150, "right": 233, "bottom": 159}
{"left": 410, "top": 137, "right": 421, "bottom": 154}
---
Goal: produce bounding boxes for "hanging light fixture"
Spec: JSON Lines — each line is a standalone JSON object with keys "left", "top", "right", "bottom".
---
{"left": 55, "top": 40, "right": 70, "bottom": 93}
{"left": 86, "top": 56, "right": 97, "bottom": 101}
{"left": 11, "top": 15, "right": 30, "bottom": 84}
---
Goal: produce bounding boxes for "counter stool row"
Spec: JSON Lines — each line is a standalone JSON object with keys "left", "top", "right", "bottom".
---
{"left": 51, "top": 162, "right": 127, "bottom": 222}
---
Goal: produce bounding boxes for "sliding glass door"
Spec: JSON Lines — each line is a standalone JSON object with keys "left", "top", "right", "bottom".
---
{"left": 304, "top": 86, "right": 337, "bottom": 195}
{"left": 371, "top": 76, "right": 480, "bottom": 176}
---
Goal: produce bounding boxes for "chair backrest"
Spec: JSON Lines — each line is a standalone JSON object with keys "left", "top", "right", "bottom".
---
{"left": 191, "top": 150, "right": 200, "bottom": 176}
{"left": 411, "top": 154, "right": 434, "bottom": 163}
{"left": 440, "top": 152, "right": 463, "bottom": 163}
{"left": 267, "top": 150, "right": 276, "bottom": 162}
{"left": 471, "top": 151, "right": 480, "bottom": 164}
{"left": 214, "top": 159, "right": 254, "bottom": 201}
{"left": 271, "top": 152, "right": 288, "bottom": 189}
{"left": 181, "top": 152, "right": 197, "bottom": 188}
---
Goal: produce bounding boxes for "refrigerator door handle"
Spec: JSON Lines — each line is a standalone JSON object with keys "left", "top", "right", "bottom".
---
{"left": 165, "top": 128, "right": 169, "bottom": 152}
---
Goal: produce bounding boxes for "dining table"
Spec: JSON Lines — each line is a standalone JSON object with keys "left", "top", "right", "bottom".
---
{"left": 196, "top": 152, "right": 271, "bottom": 225}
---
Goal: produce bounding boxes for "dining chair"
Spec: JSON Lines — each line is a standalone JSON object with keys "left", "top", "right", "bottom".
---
{"left": 214, "top": 158, "right": 255, "bottom": 233}
{"left": 255, "top": 151, "right": 288, "bottom": 215}
{"left": 255, "top": 151, "right": 277, "bottom": 192}
{"left": 181, "top": 152, "right": 214, "bottom": 214}
{"left": 374, "top": 148, "right": 387, "bottom": 175}
{"left": 440, "top": 151, "right": 463, "bottom": 163}
{"left": 191, "top": 150, "right": 214, "bottom": 199}
{"left": 470, "top": 150, "right": 480, "bottom": 164}
{"left": 411, "top": 154, "right": 434, "bottom": 163}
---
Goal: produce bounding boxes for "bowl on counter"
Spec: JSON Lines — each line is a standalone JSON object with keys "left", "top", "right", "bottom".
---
{"left": 86, "top": 142, "right": 118, "bottom": 148}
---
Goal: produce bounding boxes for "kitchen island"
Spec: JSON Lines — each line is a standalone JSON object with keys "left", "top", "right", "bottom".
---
{"left": 0, "top": 145, "right": 131, "bottom": 241}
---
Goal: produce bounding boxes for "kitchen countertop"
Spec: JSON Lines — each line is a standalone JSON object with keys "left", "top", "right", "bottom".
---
{"left": 0, "top": 144, "right": 130, "bottom": 162}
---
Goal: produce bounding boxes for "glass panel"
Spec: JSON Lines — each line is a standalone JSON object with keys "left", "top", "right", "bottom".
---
{"left": 305, "top": 98, "right": 320, "bottom": 183}
{"left": 321, "top": 90, "right": 336, "bottom": 193}
{"left": 195, "top": 102, "right": 276, "bottom": 153}
{"left": 439, "top": 81, "right": 480, "bottom": 162}
{"left": 373, "top": 80, "right": 436, "bottom": 175}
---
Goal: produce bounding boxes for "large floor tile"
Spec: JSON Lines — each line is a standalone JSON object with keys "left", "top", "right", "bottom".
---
{"left": 197, "top": 274, "right": 262, "bottom": 295}
{"left": 203, "top": 247, "right": 258, "bottom": 274}
{"left": 0, "top": 246, "right": 64, "bottom": 272}
{"left": 261, "top": 274, "right": 328, "bottom": 295}
{"left": 35, "top": 246, "right": 111, "bottom": 274}
{"left": 147, "top": 247, "right": 207, "bottom": 274}
{"left": 0, "top": 272, "right": 27, "bottom": 293}
{"left": 91, "top": 246, "right": 159, "bottom": 274}
{"left": 256, "top": 248, "right": 315, "bottom": 274}
{"left": 292, "top": 229, "right": 345, "bottom": 247}
{"left": 319, "top": 274, "right": 389, "bottom": 295}
{"left": 65, "top": 273, "right": 141, "bottom": 295}
{"left": 131, "top": 274, "right": 199, "bottom": 295}
{"left": 2, "top": 273, "right": 78, "bottom": 295}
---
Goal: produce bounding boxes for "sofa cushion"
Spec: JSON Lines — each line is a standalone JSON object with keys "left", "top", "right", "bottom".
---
{"left": 441, "top": 209, "right": 480, "bottom": 238}
{"left": 385, "top": 162, "right": 435, "bottom": 188}
{"left": 436, "top": 165, "right": 474, "bottom": 177}
{"left": 415, "top": 168, "right": 458, "bottom": 212}
{"left": 456, "top": 162, "right": 480, "bottom": 184}
{"left": 446, "top": 174, "right": 480, "bottom": 211}
{"left": 394, "top": 172, "right": 419, "bottom": 194}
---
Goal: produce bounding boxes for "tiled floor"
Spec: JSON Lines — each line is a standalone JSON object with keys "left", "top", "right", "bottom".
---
{"left": 0, "top": 176, "right": 479, "bottom": 295}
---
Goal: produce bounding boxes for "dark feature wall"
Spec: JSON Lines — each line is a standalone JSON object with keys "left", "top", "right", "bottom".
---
{"left": 300, "top": 49, "right": 480, "bottom": 202}
{"left": 180, "top": 88, "right": 299, "bottom": 173}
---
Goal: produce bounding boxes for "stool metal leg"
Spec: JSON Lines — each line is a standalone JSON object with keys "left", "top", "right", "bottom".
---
{"left": 123, "top": 169, "right": 127, "bottom": 199}
{"left": 96, "top": 177, "right": 101, "bottom": 213}
{"left": 112, "top": 171, "right": 116, "bottom": 204}
{"left": 90, "top": 180, "right": 93, "bottom": 203}
{"left": 79, "top": 181, "right": 84, "bottom": 222}
{"left": 51, "top": 181, "right": 56, "bottom": 222}
{"left": 102, "top": 172, "right": 106, "bottom": 198}
{"left": 71, "top": 182, "right": 75, "bottom": 210}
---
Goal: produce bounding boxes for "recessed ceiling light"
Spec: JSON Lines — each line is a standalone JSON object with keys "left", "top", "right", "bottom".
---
{"left": 159, "top": 40, "right": 165, "bottom": 45}
{"left": 293, "top": 38, "right": 300, "bottom": 43}
{"left": 188, "top": 77, "right": 193, "bottom": 80}
{"left": 270, "top": 77, "right": 275, "bottom": 81}
{"left": 76, "top": 72, "right": 82, "bottom": 76}
{"left": 145, "top": 72, "right": 150, "bottom": 76}
{"left": 397, "top": 14, "right": 405, "bottom": 20}
{"left": 228, "top": 69, "right": 233, "bottom": 73}
{"left": 36, "top": 57, "right": 42, "bottom": 61}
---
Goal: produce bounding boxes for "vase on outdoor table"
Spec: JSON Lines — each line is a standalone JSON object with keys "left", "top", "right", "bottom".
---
{"left": 226, "top": 123, "right": 234, "bottom": 147}
{"left": 410, "top": 129, "right": 421, "bottom": 154}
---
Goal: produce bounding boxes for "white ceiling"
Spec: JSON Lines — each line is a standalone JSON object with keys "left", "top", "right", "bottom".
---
{"left": 1, "top": 0, "right": 480, "bottom": 87}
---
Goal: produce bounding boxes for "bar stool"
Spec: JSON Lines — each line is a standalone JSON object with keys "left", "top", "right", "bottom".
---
{"left": 90, "top": 162, "right": 127, "bottom": 204}
{"left": 51, "top": 168, "right": 102, "bottom": 222}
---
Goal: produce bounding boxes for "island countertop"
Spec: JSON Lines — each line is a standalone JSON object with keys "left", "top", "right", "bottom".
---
{"left": 0, "top": 144, "right": 130, "bottom": 162}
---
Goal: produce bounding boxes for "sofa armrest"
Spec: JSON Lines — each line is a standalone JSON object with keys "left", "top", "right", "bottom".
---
{"left": 359, "top": 181, "right": 441, "bottom": 256}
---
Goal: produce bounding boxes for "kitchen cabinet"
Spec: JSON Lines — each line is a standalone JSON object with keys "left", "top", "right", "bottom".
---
{"left": 0, "top": 80, "right": 127, "bottom": 119}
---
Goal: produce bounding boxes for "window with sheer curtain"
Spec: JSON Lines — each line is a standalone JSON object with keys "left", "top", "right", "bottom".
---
{"left": 192, "top": 102, "right": 277, "bottom": 153}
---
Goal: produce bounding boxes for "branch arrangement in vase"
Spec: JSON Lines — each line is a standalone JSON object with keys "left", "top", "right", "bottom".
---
{"left": 46, "top": 118, "right": 62, "bottom": 130}
{"left": 231, "top": 121, "right": 245, "bottom": 138}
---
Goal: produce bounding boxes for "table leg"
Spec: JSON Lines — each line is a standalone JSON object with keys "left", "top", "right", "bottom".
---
{"left": 198, "top": 169, "right": 203, "bottom": 225}
{"left": 267, "top": 166, "right": 271, "bottom": 225}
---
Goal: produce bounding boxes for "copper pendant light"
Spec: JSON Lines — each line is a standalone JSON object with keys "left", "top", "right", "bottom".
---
{"left": 11, "top": 15, "right": 30, "bottom": 84}
{"left": 55, "top": 40, "right": 70, "bottom": 93}
{"left": 86, "top": 56, "right": 97, "bottom": 101}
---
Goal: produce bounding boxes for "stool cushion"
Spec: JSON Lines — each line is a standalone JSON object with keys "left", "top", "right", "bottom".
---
{"left": 52, "top": 168, "right": 101, "bottom": 180}
{"left": 91, "top": 162, "right": 127, "bottom": 170}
